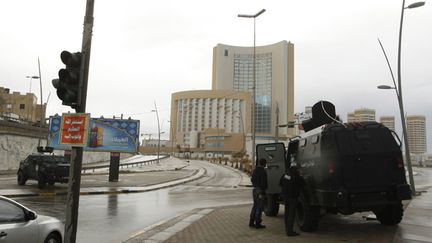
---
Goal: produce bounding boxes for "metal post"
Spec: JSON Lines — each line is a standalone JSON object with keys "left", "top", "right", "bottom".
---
{"left": 275, "top": 103, "right": 279, "bottom": 143}
{"left": 37, "top": 58, "right": 43, "bottom": 147}
{"left": 397, "top": 0, "right": 415, "bottom": 195}
{"left": 153, "top": 102, "right": 161, "bottom": 164}
{"left": 64, "top": 0, "right": 94, "bottom": 242}
{"left": 238, "top": 9, "right": 265, "bottom": 170}
{"left": 252, "top": 17, "right": 256, "bottom": 169}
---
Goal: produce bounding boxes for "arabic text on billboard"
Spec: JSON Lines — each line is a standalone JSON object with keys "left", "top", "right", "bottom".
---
{"left": 49, "top": 115, "right": 140, "bottom": 153}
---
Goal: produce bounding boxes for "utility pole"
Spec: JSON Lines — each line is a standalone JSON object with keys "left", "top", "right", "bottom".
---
{"left": 275, "top": 103, "right": 279, "bottom": 143}
{"left": 64, "top": 1, "right": 94, "bottom": 243}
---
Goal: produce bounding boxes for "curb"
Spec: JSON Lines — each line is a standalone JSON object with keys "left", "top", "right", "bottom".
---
{"left": 2, "top": 167, "right": 206, "bottom": 198}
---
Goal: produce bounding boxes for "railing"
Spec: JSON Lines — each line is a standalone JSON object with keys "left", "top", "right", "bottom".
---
{"left": 81, "top": 155, "right": 170, "bottom": 173}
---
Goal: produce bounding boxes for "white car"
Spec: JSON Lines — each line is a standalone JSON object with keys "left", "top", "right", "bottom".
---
{"left": 0, "top": 196, "right": 63, "bottom": 243}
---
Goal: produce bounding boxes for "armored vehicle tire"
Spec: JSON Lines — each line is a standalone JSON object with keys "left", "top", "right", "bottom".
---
{"left": 374, "top": 202, "right": 403, "bottom": 225}
{"left": 17, "top": 170, "right": 27, "bottom": 185}
{"left": 264, "top": 194, "right": 279, "bottom": 216}
{"left": 38, "top": 174, "right": 47, "bottom": 189}
{"left": 296, "top": 194, "right": 320, "bottom": 232}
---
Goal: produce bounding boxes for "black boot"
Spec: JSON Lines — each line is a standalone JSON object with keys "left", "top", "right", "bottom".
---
{"left": 287, "top": 231, "right": 300, "bottom": 236}
{"left": 255, "top": 221, "right": 265, "bottom": 229}
{"left": 248, "top": 218, "right": 255, "bottom": 227}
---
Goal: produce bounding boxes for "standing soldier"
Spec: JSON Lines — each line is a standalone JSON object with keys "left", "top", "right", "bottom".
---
{"left": 249, "top": 158, "right": 268, "bottom": 229}
{"left": 280, "top": 160, "right": 304, "bottom": 236}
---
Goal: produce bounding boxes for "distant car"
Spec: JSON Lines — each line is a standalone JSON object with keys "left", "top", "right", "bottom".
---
{"left": 0, "top": 196, "right": 63, "bottom": 243}
{"left": 17, "top": 154, "right": 70, "bottom": 189}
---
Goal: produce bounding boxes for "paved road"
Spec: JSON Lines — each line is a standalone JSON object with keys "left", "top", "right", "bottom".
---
{"left": 9, "top": 159, "right": 251, "bottom": 243}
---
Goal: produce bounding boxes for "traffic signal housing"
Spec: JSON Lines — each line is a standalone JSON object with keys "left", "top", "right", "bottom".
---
{"left": 52, "top": 51, "right": 82, "bottom": 110}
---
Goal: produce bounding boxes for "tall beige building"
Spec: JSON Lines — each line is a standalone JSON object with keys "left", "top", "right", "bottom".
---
{"left": 380, "top": 116, "right": 395, "bottom": 131}
{"left": 407, "top": 115, "right": 427, "bottom": 154}
{"left": 347, "top": 108, "right": 376, "bottom": 122}
{"left": 0, "top": 86, "right": 46, "bottom": 123}
{"left": 212, "top": 41, "right": 295, "bottom": 140}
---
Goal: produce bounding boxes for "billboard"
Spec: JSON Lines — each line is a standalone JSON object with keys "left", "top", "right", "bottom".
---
{"left": 49, "top": 115, "right": 140, "bottom": 153}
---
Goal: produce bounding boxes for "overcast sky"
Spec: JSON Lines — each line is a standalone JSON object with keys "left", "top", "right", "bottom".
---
{"left": 1, "top": 0, "right": 431, "bottom": 152}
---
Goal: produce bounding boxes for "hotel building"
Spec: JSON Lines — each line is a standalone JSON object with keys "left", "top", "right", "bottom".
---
{"left": 212, "top": 41, "right": 295, "bottom": 142}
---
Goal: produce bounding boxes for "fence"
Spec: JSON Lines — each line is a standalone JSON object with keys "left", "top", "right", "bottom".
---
{"left": 81, "top": 155, "right": 170, "bottom": 173}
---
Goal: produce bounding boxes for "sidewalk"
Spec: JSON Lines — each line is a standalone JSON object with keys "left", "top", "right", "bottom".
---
{"left": 126, "top": 188, "right": 432, "bottom": 243}
{"left": 0, "top": 157, "right": 204, "bottom": 198}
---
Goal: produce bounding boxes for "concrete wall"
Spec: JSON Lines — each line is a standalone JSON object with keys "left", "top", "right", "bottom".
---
{"left": 0, "top": 121, "right": 133, "bottom": 171}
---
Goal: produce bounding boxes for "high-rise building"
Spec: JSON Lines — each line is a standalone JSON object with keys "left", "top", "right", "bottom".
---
{"left": 407, "top": 115, "right": 427, "bottom": 154}
{"left": 212, "top": 41, "right": 295, "bottom": 140}
{"left": 380, "top": 116, "right": 395, "bottom": 131}
{"left": 347, "top": 108, "right": 376, "bottom": 122}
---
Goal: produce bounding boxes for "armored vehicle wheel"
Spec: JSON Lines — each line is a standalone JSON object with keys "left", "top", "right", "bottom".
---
{"left": 296, "top": 194, "right": 320, "bottom": 232}
{"left": 374, "top": 202, "right": 403, "bottom": 225}
{"left": 17, "top": 170, "right": 27, "bottom": 185}
{"left": 38, "top": 174, "right": 47, "bottom": 189}
{"left": 264, "top": 194, "right": 279, "bottom": 216}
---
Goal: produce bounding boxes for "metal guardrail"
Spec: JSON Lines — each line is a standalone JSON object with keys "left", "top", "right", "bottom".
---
{"left": 81, "top": 155, "right": 170, "bottom": 173}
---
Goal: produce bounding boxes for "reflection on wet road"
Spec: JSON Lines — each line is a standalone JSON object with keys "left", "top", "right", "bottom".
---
{"left": 16, "top": 160, "right": 250, "bottom": 243}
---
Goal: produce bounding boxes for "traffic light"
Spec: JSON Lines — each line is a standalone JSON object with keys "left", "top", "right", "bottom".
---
{"left": 52, "top": 51, "right": 82, "bottom": 110}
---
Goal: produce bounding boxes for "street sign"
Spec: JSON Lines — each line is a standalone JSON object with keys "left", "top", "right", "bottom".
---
{"left": 60, "top": 113, "right": 90, "bottom": 146}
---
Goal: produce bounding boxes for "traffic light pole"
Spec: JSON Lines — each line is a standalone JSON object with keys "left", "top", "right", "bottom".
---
{"left": 64, "top": 1, "right": 94, "bottom": 243}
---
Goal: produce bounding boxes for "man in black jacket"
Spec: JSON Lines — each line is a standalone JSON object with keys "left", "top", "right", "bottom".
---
{"left": 280, "top": 161, "right": 304, "bottom": 236}
{"left": 249, "top": 158, "right": 268, "bottom": 229}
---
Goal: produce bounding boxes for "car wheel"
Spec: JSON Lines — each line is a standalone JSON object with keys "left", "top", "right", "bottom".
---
{"left": 48, "top": 181, "right": 55, "bottom": 186}
{"left": 38, "top": 174, "right": 47, "bottom": 189}
{"left": 296, "top": 193, "right": 320, "bottom": 232}
{"left": 374, "top": 201, "right": 403, "bottom": 225}
{"left": 263, "top": 193, "right": 279, "bottom": 216}
{"left": 17, "top": 170, "right": 27, "bottom": 185}
{"left": 44, "top": 232, "right": 62, "bottom": 243}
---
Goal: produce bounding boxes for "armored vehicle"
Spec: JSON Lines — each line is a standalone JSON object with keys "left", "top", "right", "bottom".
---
{"left": 17, "top": 154, "right": 69, "bottom": 189}
{"left": 257, "top": 102, "right": 412, "bottom": 232}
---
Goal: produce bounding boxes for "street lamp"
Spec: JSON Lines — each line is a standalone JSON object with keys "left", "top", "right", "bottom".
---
{"left": 26, "top": 75, "right": 40, "bottom": 94}
{"left": 167, "top": 120, "right": 175, "bottom": 157}
{"left": 238, "top": 8, "right": 266, "bottom": 170}
{"left": 25, "top": 75, "right": 40, "bottom": 122}
{"left": 377, "top": 0, "right": 425, "bottom": 196}
{"left": 151, "top": 102, "right": 161, "bottom": 164}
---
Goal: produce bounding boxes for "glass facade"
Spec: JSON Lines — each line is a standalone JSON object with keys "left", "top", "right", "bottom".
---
{"left": 233, "top": 53, "right": 272, "bottom": 133}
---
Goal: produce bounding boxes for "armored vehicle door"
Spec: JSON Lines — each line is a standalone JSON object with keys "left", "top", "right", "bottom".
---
{"left": 256, "top": 143, "right": 286, "bottom": 194}
{"left": 27, "top": 155, "right": 39, "bottom": 178}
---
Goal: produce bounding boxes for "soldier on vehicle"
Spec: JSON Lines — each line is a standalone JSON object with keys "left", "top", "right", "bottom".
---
{"left": 249, "top": 158, "right": 268, "bottom": 229}
{"left": 280, "top": 158, "right": 304, "bottom": 236}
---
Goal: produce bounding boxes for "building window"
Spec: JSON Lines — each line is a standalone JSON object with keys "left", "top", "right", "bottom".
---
{"left": 19, "top": 104, "right": 25, "bottom": 109}
{"left": 234, "top": 53, "right": 272, "bottom": 133}
{"left": 224, "top": 49, "right": 229, "bottom": 56}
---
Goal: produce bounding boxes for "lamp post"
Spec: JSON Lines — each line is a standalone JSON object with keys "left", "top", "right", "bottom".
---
{"left": 25, "top": 75, "right": 39, "bottom": 122}
{"left": 168, "top": 120, "right": 174, "bottom": 157}
{"left": 37, "top": 58, "right": 44, "bottom": 147}
{"left": 238, "top": 8, "right": 265, "bottom": 170}
{"left": 377, "top": 0, "right": 425, "bottom": 196}
{"left": 378, "top": 83, "right": 416, "bottom": 195}
{"left": 151, "top": 101, "right": 161, "bottom": 164}
{"left": 26, "top": 75, "right": 39, "bottom": 94}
